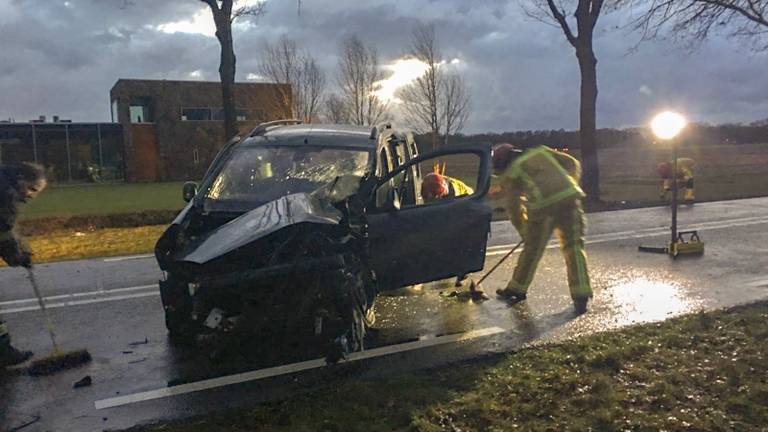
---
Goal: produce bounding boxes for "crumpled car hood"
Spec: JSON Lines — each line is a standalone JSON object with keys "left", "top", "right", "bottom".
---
{"left": 178, "top": 193, "right": 342, "bottom": 265}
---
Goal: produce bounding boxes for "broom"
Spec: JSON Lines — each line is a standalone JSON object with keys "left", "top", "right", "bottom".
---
{"left": 467, "top": 239, "right": 525, "bottom": 293}
{"left": 25, "top": 267, "right": 91, "bottom": 376}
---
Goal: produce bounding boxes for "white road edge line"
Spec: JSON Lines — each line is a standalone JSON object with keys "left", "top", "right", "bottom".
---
{"left": 0, "top": 284, "right": 157, "bottom": 307}
{"left": 0, "top": 292, "right": 159, "bottom": 314}
{"left": 103, "top": 254, "right": 155, "bottom": 262}
{"left": 94, "top": 326, "right": 505, "bottom": 410}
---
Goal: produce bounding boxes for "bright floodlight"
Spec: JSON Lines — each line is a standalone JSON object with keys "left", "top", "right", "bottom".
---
{"left": 651, "top": 111, "right": 687, "bottom": 140}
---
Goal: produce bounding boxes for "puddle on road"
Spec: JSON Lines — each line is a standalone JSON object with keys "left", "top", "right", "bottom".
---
{"left": 600, "top": 274, "right": 703, "bottom": 326}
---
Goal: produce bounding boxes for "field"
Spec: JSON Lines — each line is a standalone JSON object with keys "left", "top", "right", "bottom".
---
{"left": 592, "top": 142, "right": 768, "bottom": 203}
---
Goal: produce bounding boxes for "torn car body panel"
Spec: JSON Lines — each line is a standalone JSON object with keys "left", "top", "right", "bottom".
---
{"left": 173, "top": 193, "right": 342, "bottom": 265}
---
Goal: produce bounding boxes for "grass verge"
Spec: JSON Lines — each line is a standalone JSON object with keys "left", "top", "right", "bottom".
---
{"left": 22, "top": 225, "right": 166, "bottom": 264}
{"left": 19, "top": 182, "right": 184, "bottom": 220}
{"left": 129, "top": 301, "right": 768, "bottom": 432}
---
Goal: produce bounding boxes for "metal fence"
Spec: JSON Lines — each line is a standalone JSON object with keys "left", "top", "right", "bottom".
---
{"left": 0, "top": 123, "right": 125, "bottom": 183}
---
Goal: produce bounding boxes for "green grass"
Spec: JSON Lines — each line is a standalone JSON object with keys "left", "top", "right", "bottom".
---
{"left": 19, "top": 182, "right": 185, "bottom": 220}
{"left": 129, "top": 302, "right": 768, "bottom": 432}
{"left": 26, "top": 225, "right": 167, "bottom": 263}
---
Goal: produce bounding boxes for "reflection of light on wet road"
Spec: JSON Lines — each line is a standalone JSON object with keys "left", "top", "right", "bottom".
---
{"left": 606, "top": 277, "right": 701, "bottom": 325}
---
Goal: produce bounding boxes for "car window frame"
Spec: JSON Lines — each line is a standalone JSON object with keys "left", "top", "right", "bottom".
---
{"left": 369, "top": 145, "right": 490, "bottom": 212}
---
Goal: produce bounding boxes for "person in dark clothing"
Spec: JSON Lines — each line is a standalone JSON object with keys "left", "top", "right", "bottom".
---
{"left": 0, "top": 162, "right": 47, "bottom": 367}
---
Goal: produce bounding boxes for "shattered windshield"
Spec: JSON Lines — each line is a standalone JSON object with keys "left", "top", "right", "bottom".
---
{"left": 203, "top": 145, "right": 371, "bottom": 211}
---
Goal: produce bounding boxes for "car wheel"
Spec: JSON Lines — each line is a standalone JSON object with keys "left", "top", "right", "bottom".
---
{"left": 159, "top": 277, "right": 197, "bottom": 344}
{"left": 165, "top": 309, "right": 197, "bottom": 343}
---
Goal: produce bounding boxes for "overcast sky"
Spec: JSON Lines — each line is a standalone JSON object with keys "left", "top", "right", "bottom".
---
{"left": 2, "top": 0, "right": 766, "bottom": 133}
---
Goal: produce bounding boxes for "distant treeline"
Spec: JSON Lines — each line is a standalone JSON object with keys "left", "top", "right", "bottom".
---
{"left": 414, "top": 120, "right": 768, "bottom": 152}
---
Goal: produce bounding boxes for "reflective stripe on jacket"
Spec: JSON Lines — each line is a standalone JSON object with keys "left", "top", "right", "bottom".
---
{"left": 501, "top": 146, "right": 585, "bottom": 211}
{"left": 672, "top": 158, "right": 695, "bottom": 179}
{"left": 447, "top": 177, "right": 473, "bottom": 198}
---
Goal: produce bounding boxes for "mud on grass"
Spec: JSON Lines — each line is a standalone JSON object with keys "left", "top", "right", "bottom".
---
{"left": 129, "top": 301, "right": 768, "bottom": 432}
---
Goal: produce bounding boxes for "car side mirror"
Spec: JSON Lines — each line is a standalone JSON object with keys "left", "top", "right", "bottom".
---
{"left": 182, "top": 181, "right": 198, "bottom": 202}
{"left": 384, "top": 188, "right": 401, "bottom": 212}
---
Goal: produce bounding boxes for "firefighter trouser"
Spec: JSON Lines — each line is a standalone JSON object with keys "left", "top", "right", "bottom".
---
{"left": 507, "top": 199, "right": 592, "bottom": 300}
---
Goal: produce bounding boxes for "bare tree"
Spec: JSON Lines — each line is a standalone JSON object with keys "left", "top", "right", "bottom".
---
{"left": 297, "top": 56, "right": 326, "bottom": 123}
{"left": 522, "top": 0, "right": 605, "bottom": 200}
{"left": 259, "top": 36, "right": 326, "bottom": 123}
{"left": 441, "top": 73, "right": 471, "bottom": 146}
{"left": 628, "top": 0, "right": 767, "bottom": 50}
{"left": 400, "top": 24, "right": 443, "bottom": 149}
{"left": 200, "top": 0, "right": 266, "bottom": 140}
{"left": 322, "top": 93, "right": 349, "bottom": 124}
{"left": 337, "top": 35, "right": 389, "bottom": 126}
{"left": 399, "top": 24, "right": 472, "bottom": 149}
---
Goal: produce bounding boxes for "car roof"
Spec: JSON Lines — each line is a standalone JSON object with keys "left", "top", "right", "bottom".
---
{"left": 242, "top": 124, "right": 377, "bottom": 150}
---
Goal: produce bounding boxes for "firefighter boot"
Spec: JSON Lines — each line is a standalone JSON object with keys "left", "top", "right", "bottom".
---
{"left": 573, "top": 297, "right": 590, "bottom": 315}
{"left": 0, "top": 332, "right": 33, "bottom": 367}
{"left": 684, "top": 184, "right": 695, "bottom": 204}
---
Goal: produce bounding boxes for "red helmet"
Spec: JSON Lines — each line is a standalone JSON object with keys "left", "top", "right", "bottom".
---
{"left": 421, "top": 173, "right": 449, "bottom": 201}
{"left": 656, "top": 162, "right": 671, "bottom": 178}
{"left": 492, "top": 143, "right": 523, "bottom": 173}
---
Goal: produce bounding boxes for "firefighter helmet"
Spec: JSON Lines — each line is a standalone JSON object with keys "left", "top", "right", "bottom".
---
{"left": 492, "top": 143, "right": 523, "bottom": 173}
{"left": 421, "top": 173, "right": 449, "bottom": 201}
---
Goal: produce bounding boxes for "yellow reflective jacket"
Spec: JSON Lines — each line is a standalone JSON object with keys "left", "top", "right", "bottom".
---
{"left": 447, "top": 177, "right": 473, "bottom": 198}
{"left": 671, "top": 158, "right": 695, "bottom": 179}
{"left": 499, "top": 146, "right": 585, "bottom": 235}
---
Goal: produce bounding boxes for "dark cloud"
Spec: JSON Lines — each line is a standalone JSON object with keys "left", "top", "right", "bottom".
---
{"left": 1, "top": 0, "right": 766, "bottom": 131}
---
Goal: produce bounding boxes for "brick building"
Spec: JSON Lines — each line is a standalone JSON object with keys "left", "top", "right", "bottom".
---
{"left": 110, "top": 79, "right": 291, "bottom": 181}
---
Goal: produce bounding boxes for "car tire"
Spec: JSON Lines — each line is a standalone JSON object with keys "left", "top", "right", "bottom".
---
{"left": 165, "top": 309, "right": 197, "bottom": 344}
{"left": 159, "top": 277, "right": 197, "bottom": 344}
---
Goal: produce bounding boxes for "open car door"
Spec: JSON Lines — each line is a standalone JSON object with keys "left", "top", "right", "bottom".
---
{"left": 367, "top": 145, "right": 492, "bottom": 291}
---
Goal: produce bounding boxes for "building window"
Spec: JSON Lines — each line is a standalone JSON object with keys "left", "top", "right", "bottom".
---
{"left": 111, "top": 100, "right": 118, "bottom": 123}
{"left": 129, "top": 97, "right": 153, "bottom": 123}
{"left": 211, "top": 108, "right": 225, "bottom": 121}
{"left": 183, "top": 107, "right": 250, "bottom": 122}
{"left": 182, "top": 108, "right": 211, "bottom": 121}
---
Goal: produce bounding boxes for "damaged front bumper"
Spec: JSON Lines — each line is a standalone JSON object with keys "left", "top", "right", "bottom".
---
{"left": 194, "top": 254, "right": 347, "bottom": 290}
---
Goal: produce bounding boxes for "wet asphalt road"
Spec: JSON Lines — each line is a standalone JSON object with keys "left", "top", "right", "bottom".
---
{"left": 2, "top": 197, "right": 768, "bottom": 431}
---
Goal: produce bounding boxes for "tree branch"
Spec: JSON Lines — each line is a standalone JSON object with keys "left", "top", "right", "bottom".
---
{"left": 591, "top": 0, "right": 606, "bottom": 20}
{"left": 232, "top": 1, "right": 267, "bottom": 23}
{"left": 547, "top": 0, "right": 578, "bottom": 45}
{"left": 696, "top": 0, "right": 768, "bottom": 26}
{"left": 199, "top": 0, "right": 219, "bottom": 12}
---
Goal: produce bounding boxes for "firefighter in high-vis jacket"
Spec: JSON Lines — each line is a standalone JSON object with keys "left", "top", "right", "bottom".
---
{"left": 657, "top": 158, "right": 696, "bottom": 203}
{"left": 421, "top": 172, "right": 474, "bottom": 203}
{"left": 492, "top": 144, "right": 592, "bottom": 314}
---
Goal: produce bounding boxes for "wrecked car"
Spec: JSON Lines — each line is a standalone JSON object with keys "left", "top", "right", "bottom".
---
{"left": 155, "top": 120, "right": 493, "bottom": 359}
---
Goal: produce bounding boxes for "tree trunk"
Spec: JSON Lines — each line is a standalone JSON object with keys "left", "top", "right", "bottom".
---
{"left": 576, "top": 44, "right": 600, "bottom": 201}
{"left": 216, "top": 22, "right": 239, "bottom": 141}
